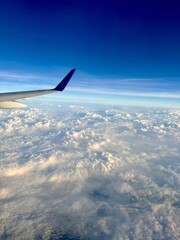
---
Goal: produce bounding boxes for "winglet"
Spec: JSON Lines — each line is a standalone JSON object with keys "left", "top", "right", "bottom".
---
{"left": 54, "top": 69, "right": 76, "bottom": 91}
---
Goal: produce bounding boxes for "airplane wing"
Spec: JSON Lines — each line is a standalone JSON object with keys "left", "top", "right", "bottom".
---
{"left": 0, "top": 69, "right": 76, "bottom": 109}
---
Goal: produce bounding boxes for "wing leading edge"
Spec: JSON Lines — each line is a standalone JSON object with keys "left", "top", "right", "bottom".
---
{"left": 0, "top": 69, "right": 76, "bottom": 109}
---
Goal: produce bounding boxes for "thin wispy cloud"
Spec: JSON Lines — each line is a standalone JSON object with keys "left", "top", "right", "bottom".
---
{"left": 0, "top": 71, "right": 57, "bottom": 82}
{"left": 69, "top": 87, "right": 180, "bottom": 99}
{"left": 0, "top": 71, "right": 179, "bottom": 105}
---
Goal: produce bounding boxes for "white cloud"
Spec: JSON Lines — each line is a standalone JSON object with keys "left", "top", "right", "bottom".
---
{"left": 0, "top": 105, "right": 180, "bottom": 239}
{"left": 69, "top": 86, "right": 180, "bottom": 99}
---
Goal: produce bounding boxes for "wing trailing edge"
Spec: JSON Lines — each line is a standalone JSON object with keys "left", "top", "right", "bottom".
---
{"left": 0, "top": 101, "right": 27, "bottom": 109}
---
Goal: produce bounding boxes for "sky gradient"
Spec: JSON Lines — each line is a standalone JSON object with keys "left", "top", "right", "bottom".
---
{"left": 0, "top": 0, "right": 180, "bottom": 107}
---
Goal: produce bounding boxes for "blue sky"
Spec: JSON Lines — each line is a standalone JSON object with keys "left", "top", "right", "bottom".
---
{"left": 0, "top": 0, "right": 180, "bottom": 107}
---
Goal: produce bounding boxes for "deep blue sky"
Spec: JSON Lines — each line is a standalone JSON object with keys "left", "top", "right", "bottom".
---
{"left": 0, "top": 0, "right": 180, "bottom": 107}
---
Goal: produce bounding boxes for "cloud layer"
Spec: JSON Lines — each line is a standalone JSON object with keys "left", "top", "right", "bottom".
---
{"left": 0, "top": 104, "right": 180, "bottom": 239}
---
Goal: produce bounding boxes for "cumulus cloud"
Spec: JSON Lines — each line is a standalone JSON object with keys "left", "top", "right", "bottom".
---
{"left": 0, "top": 105, "right": 180, "bottom": 239}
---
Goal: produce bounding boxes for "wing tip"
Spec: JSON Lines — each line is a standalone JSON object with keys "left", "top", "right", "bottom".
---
{"left": 54, "top": 69, "right": 76, "bottom": 91}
